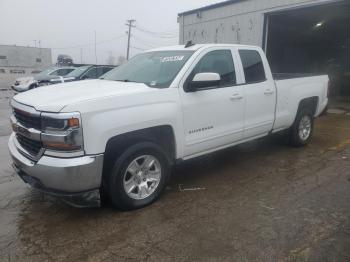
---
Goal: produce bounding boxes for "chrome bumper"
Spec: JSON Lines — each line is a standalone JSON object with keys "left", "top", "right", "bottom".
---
{"left": 9, "top": 133, "right": 104, "bottom": 205}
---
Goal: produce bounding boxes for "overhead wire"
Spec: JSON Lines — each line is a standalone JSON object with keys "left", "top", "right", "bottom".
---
{"left": 134, "top": 25, "right": 178, "bottom": 39}
{"left": 51, "top": 34, "right": 126, "bottom": 50}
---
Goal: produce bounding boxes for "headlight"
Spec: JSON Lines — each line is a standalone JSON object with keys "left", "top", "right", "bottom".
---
{"left": 41, "top": 112, "right": 83, "bottom": 152}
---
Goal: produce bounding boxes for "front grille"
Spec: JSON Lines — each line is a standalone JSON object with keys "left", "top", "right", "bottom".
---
{"left": 16, "top": 134, "right": 42, "bottom": 156}
{"left": 13, "top": 108, "right": 41, "bottom": 130}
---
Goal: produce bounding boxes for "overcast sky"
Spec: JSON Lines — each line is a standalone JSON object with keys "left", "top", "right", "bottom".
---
{"left": 0, "top": 0, "right": 219, "bottom": 64}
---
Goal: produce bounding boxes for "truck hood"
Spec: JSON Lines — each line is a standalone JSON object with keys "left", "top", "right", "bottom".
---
{"left": 13, "top": 79, "right": 153, "bottom": 112}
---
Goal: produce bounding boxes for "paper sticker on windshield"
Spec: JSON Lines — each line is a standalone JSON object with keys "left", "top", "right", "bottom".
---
{"left": 160, "top": 56, "right": 185, "bottom": 63}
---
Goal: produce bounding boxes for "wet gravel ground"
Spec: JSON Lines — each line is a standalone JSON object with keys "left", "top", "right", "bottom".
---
{"left": 0, "top": 95, "right": 350, "bottom": 262}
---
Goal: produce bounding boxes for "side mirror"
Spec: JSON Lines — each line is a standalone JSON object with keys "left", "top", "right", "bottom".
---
{"left": 186, "top": 72, "right": 221, "bottom": 92}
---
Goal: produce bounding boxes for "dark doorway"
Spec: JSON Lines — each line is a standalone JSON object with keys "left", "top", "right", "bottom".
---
{"left": 266, "top": 1, "right": 350, "bottom": 98}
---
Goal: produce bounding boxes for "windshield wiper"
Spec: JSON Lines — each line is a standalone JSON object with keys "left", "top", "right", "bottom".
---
{"left": 114, "top": 79, "right": 137, "bottom": 83}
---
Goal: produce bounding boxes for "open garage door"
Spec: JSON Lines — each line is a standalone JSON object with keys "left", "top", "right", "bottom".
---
{"left": 265, "top": 1, "right": 350, "bottom": 99}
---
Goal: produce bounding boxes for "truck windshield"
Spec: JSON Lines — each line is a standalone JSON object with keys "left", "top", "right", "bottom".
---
{"left": 101, "top": 51, "right": 194, "bottom": 88}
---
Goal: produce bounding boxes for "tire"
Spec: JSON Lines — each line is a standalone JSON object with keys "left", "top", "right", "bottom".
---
{"left": 107, "top": 142, "right": 170, "bottom": 210}
{"left": 29, "top": 84, "right": 37, "bottom": 90}
{"left": 288, "top": 108, "right": 314, "bottom": 147}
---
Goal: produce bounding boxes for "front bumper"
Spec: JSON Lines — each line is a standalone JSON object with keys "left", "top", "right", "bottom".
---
{"left": 8, "top": 133, "right": 104, "bottom": 207}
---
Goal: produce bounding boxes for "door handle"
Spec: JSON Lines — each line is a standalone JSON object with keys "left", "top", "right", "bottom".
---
{"left": 264, "top": 89, "right": 274, "bottom": 95}
{"left": 230, "top": 94, "right": 243, "bottom": 101}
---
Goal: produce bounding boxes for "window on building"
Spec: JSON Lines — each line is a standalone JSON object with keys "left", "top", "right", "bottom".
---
{"left": 0, "top": 55, "right": 7, "bottom": 59}
{"left": 239, "top": 50, "right": 266, "bottom": 84}
{"left": 189, "top": 50, "right": 236, "bottom": 88}
{"left": 0, "top": 69, "right": 5, "bottom": 73}
{"left": 10, "top": 69, "right": 25, "bottom": 74}
{"left": 31, "top": 70, "right": 42, "bottom": 74}
{"left": 36, "top": 58, "right": 42, "bottom": 63}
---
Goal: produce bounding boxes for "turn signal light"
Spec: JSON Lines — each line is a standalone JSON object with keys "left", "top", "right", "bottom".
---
{"left": 43, "top": 141, "right": 81, "bottom": 151}
{"left": 68, "top": 118, "right": 80, "bottom": 128}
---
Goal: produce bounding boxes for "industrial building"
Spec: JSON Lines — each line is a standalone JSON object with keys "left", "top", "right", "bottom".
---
{"left": 178, "top": 0, "right": 350, "bottom": 98}
{"left": 0, "top": 45, "right": 52, "bottom": 88}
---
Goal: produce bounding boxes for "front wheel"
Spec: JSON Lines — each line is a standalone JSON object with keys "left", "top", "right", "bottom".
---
{"left": 288, "top": 108, "right": 314, "bottom": 147}
{"left": 107, "top": 142, "right": 170, "bottom": 210}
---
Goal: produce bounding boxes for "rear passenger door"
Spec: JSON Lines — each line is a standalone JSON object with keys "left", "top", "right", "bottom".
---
{"left": 238, "top": 49, "right": 276, "bottom": 139}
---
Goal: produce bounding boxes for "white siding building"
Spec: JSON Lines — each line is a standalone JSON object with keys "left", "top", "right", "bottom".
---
{"left": 0, "top": 45, "right": 52, "bottom": 88}
{"left": 178, "top": 0, "right": 350, "bottom": 97}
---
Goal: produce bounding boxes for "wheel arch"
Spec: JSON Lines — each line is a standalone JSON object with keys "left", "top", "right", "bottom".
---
{"left": 102, "top": 125, "right": 176, "bottom": 180}
{"left": 297, "top": 96, "right": 319, "bottom": 116}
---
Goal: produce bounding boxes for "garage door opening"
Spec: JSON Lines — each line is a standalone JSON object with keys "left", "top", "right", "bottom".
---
{"left": 265, "top": 1, "right": 350, "bottom": 100}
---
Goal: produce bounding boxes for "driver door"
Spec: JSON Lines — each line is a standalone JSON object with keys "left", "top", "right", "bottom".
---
{"left": 180, "top": 48, "right": 245, "bottom": 158}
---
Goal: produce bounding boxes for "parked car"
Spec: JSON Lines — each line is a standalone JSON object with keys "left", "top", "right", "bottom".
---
{"left": 8, "top": 44, "right": 329, "bottom": 210}
{"left": 11, "top": 67, "right": 75, "bottom": 92}
{"left": 48, "top": 65, "right": 115, "bottom": 85}
{"left": 57, "top": 54, "right": 73, "bottom": 65}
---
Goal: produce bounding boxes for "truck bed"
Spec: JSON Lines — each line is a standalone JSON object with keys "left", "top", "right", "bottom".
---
{"left": 273, "top": 73, "right": 323, "bottom": 80}
{"left": 272, "top": 74, "right": 329, "bottom": 132}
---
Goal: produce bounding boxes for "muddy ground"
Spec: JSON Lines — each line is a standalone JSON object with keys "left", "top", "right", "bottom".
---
{"left": 0, "top": 94, "right": 349, "bottom": 262}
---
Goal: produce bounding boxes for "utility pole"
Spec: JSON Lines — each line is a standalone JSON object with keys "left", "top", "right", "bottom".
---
{"left": 125, "top": 19, "right": 135, "bottom": 60}
{"left": 94, "top": 30, "right": 97, "bottom": 65}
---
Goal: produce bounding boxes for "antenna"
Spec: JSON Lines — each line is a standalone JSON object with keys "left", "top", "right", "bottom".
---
{"left": 185, "top": 40, "right": 195, "bottom": 48}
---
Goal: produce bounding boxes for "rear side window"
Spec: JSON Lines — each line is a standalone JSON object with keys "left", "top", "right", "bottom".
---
{"left": 191, "top": 50, "right": 236, "bottom": 87}
{"left": 50, "top": 68, "right": 73, "bottom": 76}
{"left": 58, "top": 68, "right": 74, "bottom": 76}
{"left": 239, "top": 50, "right": 266, "bottom": 84}
{"left": 102, "top": 67, "right": 113, "bottom": 74}
{"left": 83, "top": 67, "right": 98, "bottom": 79}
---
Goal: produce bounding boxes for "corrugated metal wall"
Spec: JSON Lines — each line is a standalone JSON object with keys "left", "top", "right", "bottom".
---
{"left": 179, "top": 0, "right": 333, "bottom": 46}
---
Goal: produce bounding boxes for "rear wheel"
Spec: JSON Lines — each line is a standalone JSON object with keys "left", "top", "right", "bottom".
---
{"left": 107, "top": 142, "right": 170, "bottom": 210}
{"left": 288, "top": 108, "right": 314, "bottom": 147}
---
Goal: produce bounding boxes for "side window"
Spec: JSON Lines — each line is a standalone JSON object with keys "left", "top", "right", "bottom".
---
{"left": 58, "top": 69, "right": 73, "bottom": 76}
{"left": 50, "top": 69, "right": 70, "bottom": 76}
{"left": 239, "top": 50, "right": 266, "bottom": 84}
{"left": 83, "top": 68, "right": 98, "bottom": 79}
{"left": 49, "top": 70, "right": 59, "bottom": 76}
{"left": 102, "top": 67, "right": 113, "bottom": 74}
{"left": 188, "top": 50, "right": 236, "bottom": 88}
{"left": 95, "top": 67, "right": 111, "bottom": 78}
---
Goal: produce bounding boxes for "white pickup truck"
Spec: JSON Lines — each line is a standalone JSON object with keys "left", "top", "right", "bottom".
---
{"left": 8, "top": 44, "right": 329, "bottom": 209}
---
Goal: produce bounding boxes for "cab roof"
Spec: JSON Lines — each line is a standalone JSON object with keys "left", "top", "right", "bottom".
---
{"left": 147, "top": 43, "right": 260, "bottom": 53}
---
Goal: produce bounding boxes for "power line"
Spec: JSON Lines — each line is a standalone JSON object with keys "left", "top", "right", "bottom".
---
{"left": 130, "top": 45, "right": 147, "bottom": 51}
{"left": 126, "top": 19, "right": 136, "bottom": 60}
{"left": 51, "top": 34, "right": 126, "bottom": 50}
{"left": 134, "top": 26, "right": 178, "bottom": 39}
{"left": 131, "top": 35, "right": 156, "bottom": 49}
{"left": 135, "top": 25, "right": 178, "bottom": 36}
